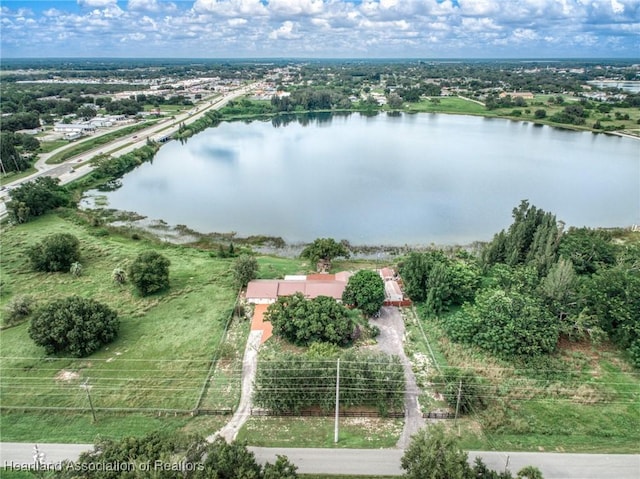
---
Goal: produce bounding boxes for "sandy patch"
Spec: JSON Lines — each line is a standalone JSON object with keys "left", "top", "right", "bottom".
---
{"left": 55, "top": 370, "right": 80, "bottom": 382}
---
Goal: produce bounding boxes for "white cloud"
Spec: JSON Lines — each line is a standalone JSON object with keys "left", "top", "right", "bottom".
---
{"left": 192, "top": 0, "right": 268, "bottom": 17}
{"left": 77, "top": 0, "right": 117, "bottom": 7}
{"left": 1, "top": 0, "right": 639, "bottom": 58}
{"left": 611, "top": 0, "right": 625, "bottom": 14}
{"left": 128, "top": 0, "right": 161, "bottom": 12}
{"left": 268, "top": 20, "right": 300, "bottom": 39}
{"left": 228, "top": 18, "right": 248, "bottom": 26}
{"left": 121, "top": 32, "right": 147, "bottom": 41}
{"left": 43, "top": 8, "right": 63, "bottom": 17}
{"left": 268, "top": 0, "right": 323, "bottom": 16}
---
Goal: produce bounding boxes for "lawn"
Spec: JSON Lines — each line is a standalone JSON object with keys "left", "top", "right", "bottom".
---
{"left": 403, "top": 96, "right": 487, "bottom": 115}
{"left": 237, "top": 416, "right": 403, "bottom": 449}
{"left": 0, "top": 211, "right": 239, "bottom": 440}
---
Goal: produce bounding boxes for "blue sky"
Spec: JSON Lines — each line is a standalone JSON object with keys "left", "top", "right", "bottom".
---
{"left": 1, "top": 0, "right": 639, "bottom": 58}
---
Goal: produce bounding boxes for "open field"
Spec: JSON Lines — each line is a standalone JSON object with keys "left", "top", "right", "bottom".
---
{"left": 408, "top": 305, "right": 640, "bottom": 453}
{"left": 398, "top": 95, "right": 640, "bottom": 138}
{"left": 38, "top": 139, "right": 69, "bottom": 154}
{"left": 405, "top": 96, "right": 487, "bottom": 115}
{"left": 0, "top": 211, "right": 240, "bottom": 439}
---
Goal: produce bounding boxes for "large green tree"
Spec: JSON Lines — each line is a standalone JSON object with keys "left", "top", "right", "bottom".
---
{"left": 342, "top": 269, "right": 385, "bottom": 316}
{"left": 265, "top": 293, "right": 354, "bottom": 346}
{"left": 580, "top": 265, "right": 640, "bottom": 367}
{"left": 300, "top": 237, "right": 350, "bottom": 270}
{"left": 401, "top": 426, "right": 544, "bottom": 479}
{"left": 0, "top": 132, "right": 29, "bottom": 173}
{"left": 400, "top": 251, "right": 479, "bottom": 314}
{"left": 27, "top": 233, "right": 80, "bottom": 272}
{"left": 7, "top": 176, "right": 69, "bottom": 223}
{"left": 482, "top": 200, "right": 561, "bottom": 276}
{"left": 129, "top": 251, "right": 171, "bottom": 296}
{"left": 401, "top": 427, "right": 470, "bottom": 479}
{"left": 29, "top": 296, "right": 119, "bottom": 357}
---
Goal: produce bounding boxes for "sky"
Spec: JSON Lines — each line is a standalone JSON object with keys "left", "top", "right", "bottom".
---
{"left": 1, "top": 0, "right": 639, "bottom": 59}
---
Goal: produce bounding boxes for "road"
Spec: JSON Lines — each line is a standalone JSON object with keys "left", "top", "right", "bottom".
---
{"left": 1, "top": 442, "right": 638, "bottom": 478}
{"left": 0, "top": 84, "right": 254, "bottom": 218}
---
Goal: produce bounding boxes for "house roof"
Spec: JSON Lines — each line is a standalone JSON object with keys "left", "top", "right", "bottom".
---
{"left": 246, "top": 273, "right": 351, "bottom": 301}
{"left": 245, "top": 280, "right": 279, "bottom": 299}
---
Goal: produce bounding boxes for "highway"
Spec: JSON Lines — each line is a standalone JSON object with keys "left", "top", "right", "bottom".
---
{"left": 0, "top": 84, "right": 254, "bottom": 219}
{"left": 1, "top": 442, "right": 638, "bottom": 478}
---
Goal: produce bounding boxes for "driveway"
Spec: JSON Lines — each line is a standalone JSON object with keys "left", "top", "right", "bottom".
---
{"left": 372, "top": 306, "right": 425, "bottom": 448}
{"left": 210, "top": 330, "right": 262, "bottom": 442}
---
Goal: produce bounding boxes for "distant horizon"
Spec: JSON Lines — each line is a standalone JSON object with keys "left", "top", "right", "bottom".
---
{"left": 2, "top": 1, "right": 638, "bottom": 59}
{"left": 2, "top": 56, "right": 639, "bottom": 62}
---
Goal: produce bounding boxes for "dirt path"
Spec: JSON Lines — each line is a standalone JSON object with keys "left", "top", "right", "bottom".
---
{"left": 209, "top": 330, "right": 262, "bottom": 442}
{"left": 372, "top": 306, "right": 425, "bottom": 448}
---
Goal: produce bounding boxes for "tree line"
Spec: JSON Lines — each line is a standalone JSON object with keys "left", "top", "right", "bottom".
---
{"left": 401, "top": 200, "right": 640, "bottom": 367}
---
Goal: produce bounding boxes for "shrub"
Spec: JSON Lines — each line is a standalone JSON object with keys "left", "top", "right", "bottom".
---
{"left": 128, "top": 251, "right": 170, "bottom": 296}
{"left": 233, "top": 254, "right": 258, "bottom": 289}
{"left": 111, "top": 267, "right": 127, "bottom": 285}
{"left": 27, "top": 233, "right": 80, "bottom": 272}
{"left": 3, "top": 295, "right": 36, "bottom": 327}
{"left": 29, "top": 296, "right": 119, "bottom": 357}
{"left": 70, "top": 262, "right": 83, "bottom": 277}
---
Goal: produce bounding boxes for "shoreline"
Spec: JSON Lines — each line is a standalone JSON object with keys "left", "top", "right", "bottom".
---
{"left": 98, "top": 212, "right": 639, "bottom": 260}
{"left": 101, "top": 214, "right": 485, "bottom": 258}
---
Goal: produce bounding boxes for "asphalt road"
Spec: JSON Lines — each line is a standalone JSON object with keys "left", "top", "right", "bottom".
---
{"left": 2, "top": 442, "right": 638, "bottom": 478}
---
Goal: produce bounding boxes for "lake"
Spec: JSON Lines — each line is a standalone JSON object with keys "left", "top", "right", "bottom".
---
{"left": 84, "top": 112, "right": 639, "bottom": 246}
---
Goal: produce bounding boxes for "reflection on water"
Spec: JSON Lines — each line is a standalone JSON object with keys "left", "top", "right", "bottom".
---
{"left": 84, "top": 113, "right": 640, "bottom": 245}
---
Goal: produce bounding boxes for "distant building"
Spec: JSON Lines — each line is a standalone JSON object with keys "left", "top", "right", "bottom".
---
{"left": 54, "top": 123, "right": 96, "bottom": 133}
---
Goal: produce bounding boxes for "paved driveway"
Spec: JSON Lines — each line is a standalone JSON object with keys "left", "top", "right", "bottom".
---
{"left": 372, "top": 306, "right": 425, "bottom": 448}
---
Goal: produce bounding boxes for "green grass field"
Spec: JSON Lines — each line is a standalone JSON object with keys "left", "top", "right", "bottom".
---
{"left": 0, "top": 212, "right": 242, "bottom": 440}
{"left": 0, "top": 211, "right": 316, "bottom": 443}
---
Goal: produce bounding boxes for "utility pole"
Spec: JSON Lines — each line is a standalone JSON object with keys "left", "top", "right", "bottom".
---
{"left": 454, "top": 379, "right": 462, "bottom": 426}
{"left": 334, "top": 358, "right": 340, "bottom": 444}
{"left": 82, "top": 379, "right": 97, "bottom": 422}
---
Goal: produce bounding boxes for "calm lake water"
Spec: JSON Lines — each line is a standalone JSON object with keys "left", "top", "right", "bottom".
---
{"left": 85, "top": 113, "right": 640, "bottom": 245}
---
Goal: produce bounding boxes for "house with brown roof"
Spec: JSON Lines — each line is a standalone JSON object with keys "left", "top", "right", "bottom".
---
{"left": 245, "top": 272, "right": 352, "bottom": 304}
